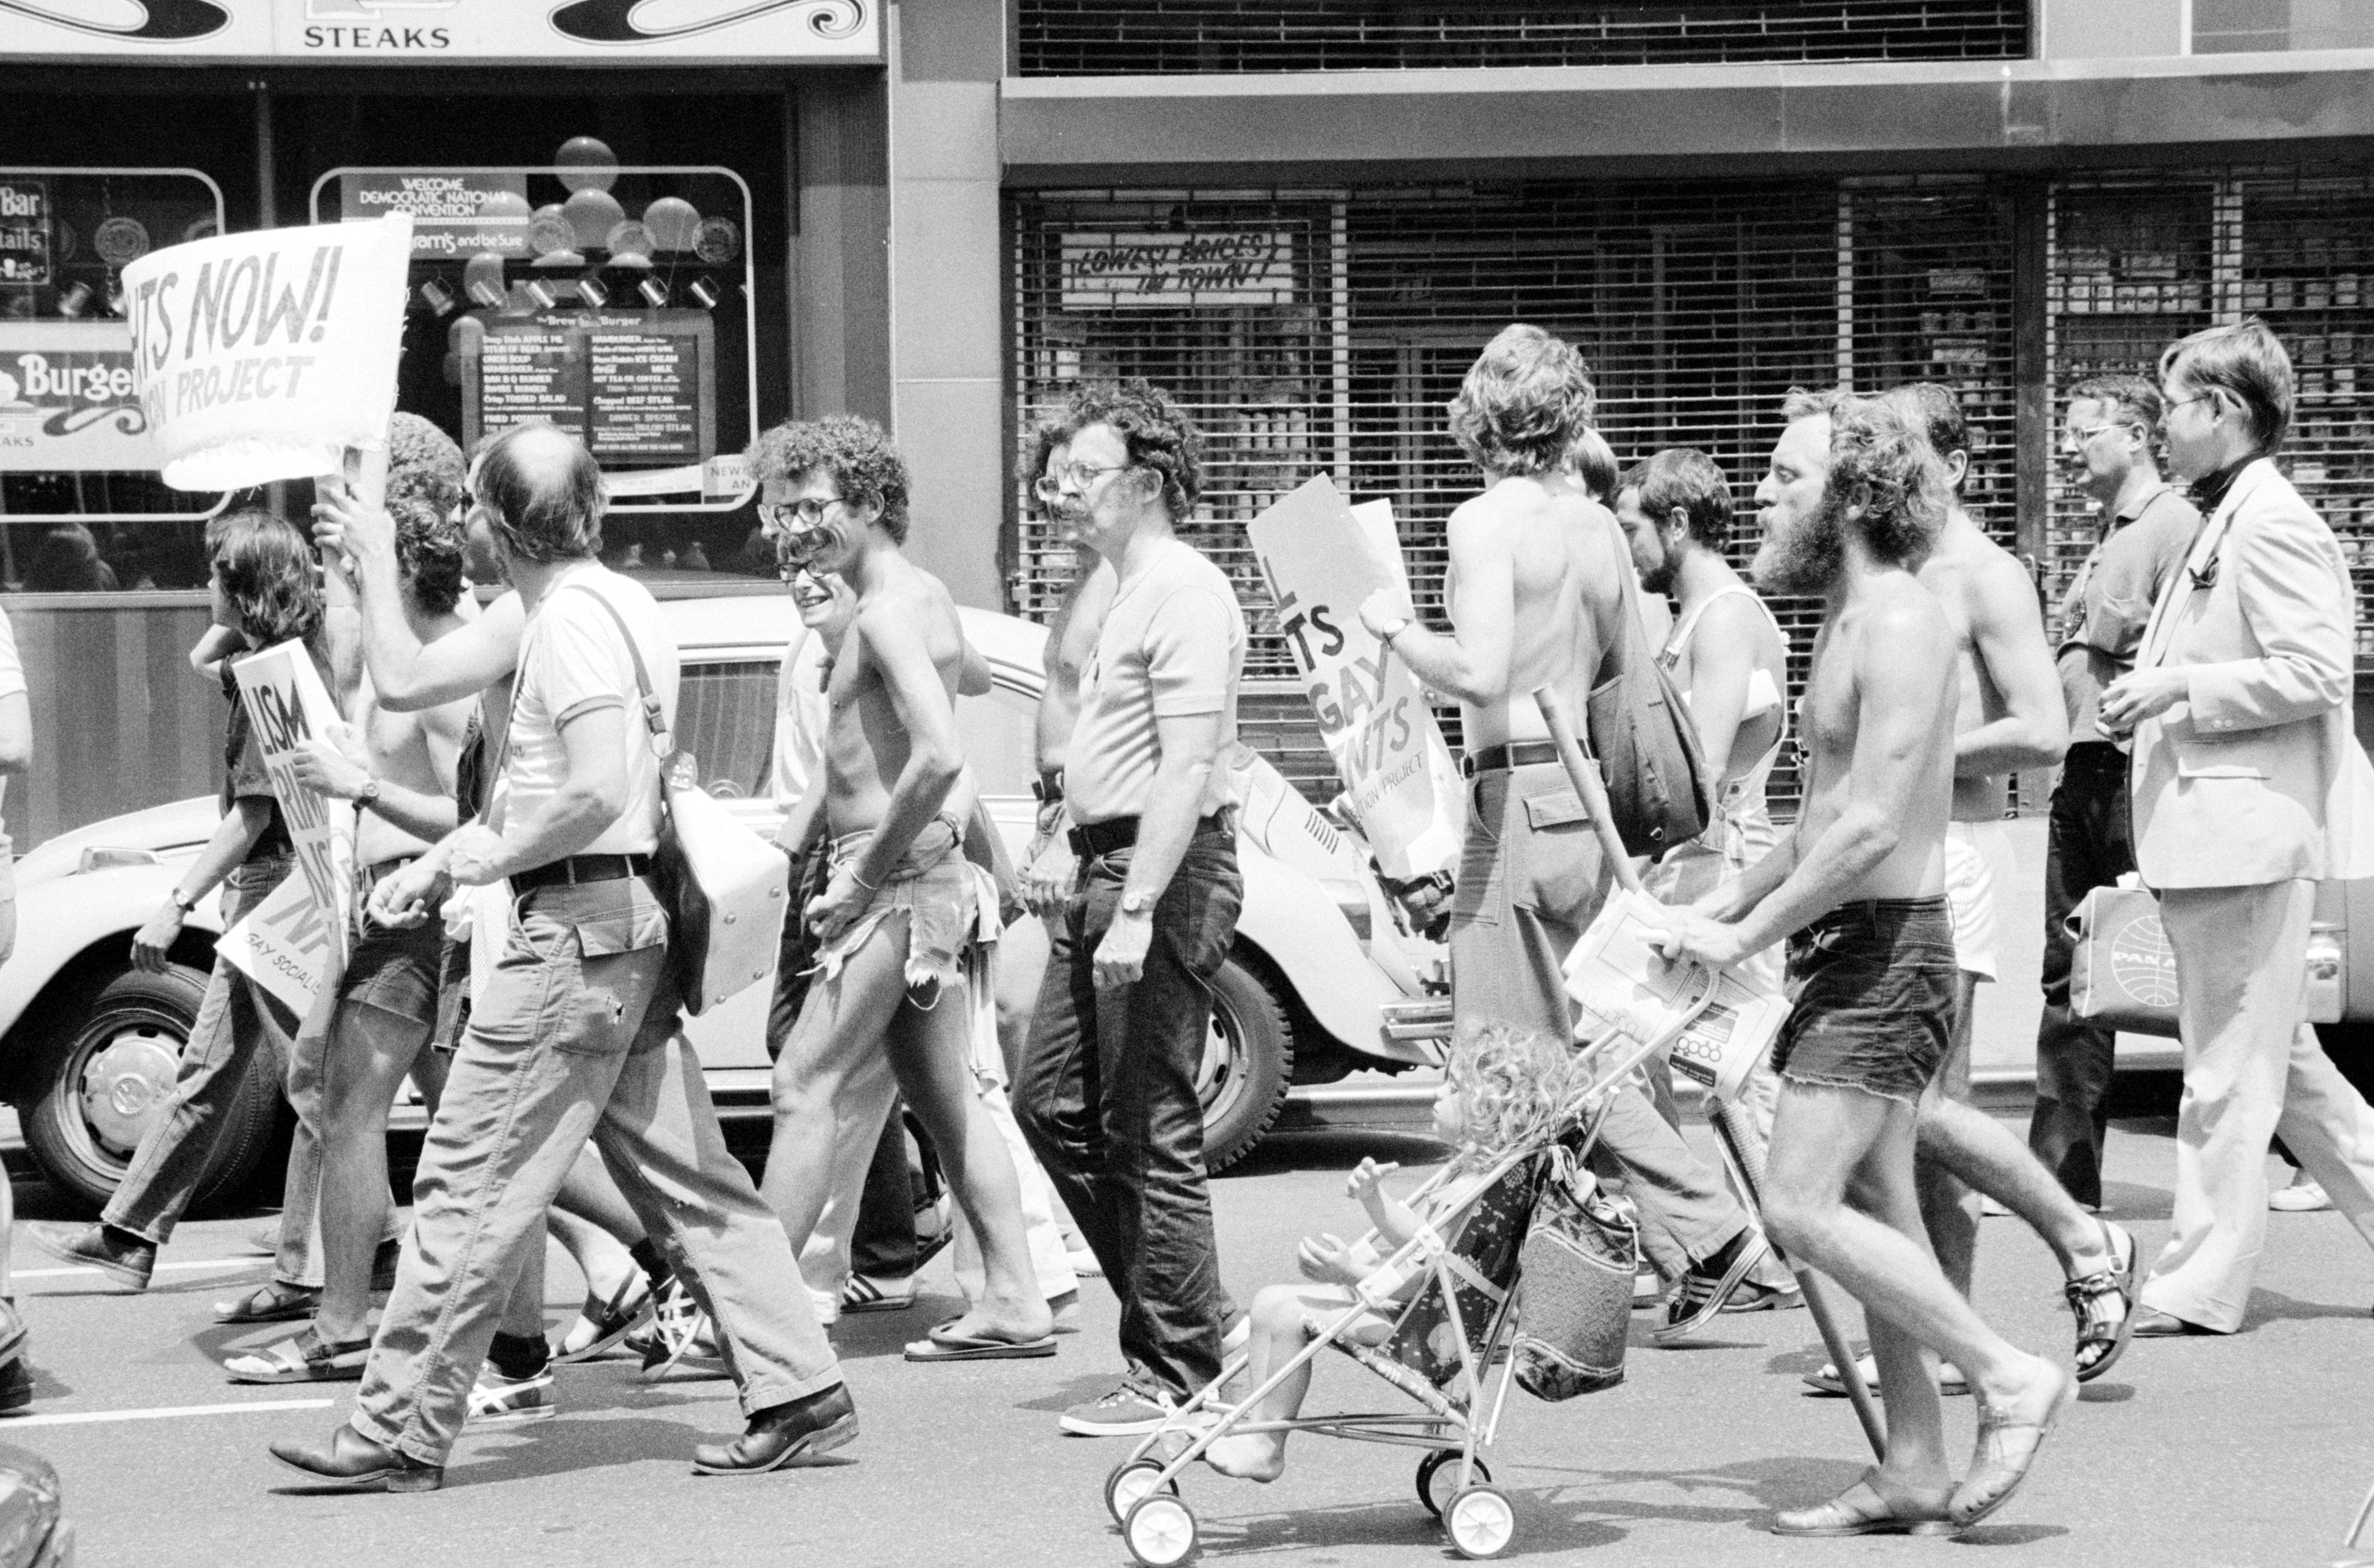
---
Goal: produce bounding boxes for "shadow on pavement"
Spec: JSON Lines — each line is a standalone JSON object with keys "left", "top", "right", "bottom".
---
{"left": 1221, "top": 1129, "right": 1450, "bottom": 1179}
{"left": 2239, "top": 1288, "right": 2374, "bottom": 1330}
{"left": 1183, "top": 1490, "right": 1628, "bottom": 1558}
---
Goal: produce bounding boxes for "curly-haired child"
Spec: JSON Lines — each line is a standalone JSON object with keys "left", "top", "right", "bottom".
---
{"left": 1203, "top": 1022, "right": 1588, "bottom": 1481}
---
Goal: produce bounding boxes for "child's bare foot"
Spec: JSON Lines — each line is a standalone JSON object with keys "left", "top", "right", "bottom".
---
{"left": 1202, "top": 1433, "right": 1285, "bottom": 1482}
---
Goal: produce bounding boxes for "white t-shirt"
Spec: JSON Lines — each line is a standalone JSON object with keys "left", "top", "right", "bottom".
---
{"left": 770, "top": 623, "right": 824, "bottom": 810}
{"left": 0, "top": 607, "right": 21, "bottom": 849}
{"left": 1069, "top": 538, "right": 1246, "bottom": 824}
{"left": 495, "top": 565, "right": 679, "bottom": 857}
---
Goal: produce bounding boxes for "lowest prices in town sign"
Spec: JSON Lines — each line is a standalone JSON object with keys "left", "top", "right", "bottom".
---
{"left": 120, "top": 213, "right": 412, "bottom": 491}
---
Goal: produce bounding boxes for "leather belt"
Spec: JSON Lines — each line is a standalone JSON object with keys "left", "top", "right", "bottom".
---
{"left": 1069, "top": 813, "right": 1227, "bottom": 860}
{"left": 1462, "top": 740, "right": 1561, "bottom": 778}
{"left": 513, "top": 853, "right": 654, "bottom": 892}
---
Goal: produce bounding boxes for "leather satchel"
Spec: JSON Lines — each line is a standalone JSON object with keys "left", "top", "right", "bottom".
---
{"left": 571, "top": 587, "right": 790, "bottom": 1016}
{"left": 1585, "top": 529, "right": 1716, "bottom": 860}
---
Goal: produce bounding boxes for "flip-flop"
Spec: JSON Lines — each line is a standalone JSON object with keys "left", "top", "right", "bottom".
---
{"left": 224, "top": 1328, "right": 372, "bottom": 1385}
{"left": 1773, "top": 1474, "right": 1960, "bottom": 1537}
{"left": 214, "top": 1281, "right": 322, "bottom": 1325}
{"left": 903, "top": 1322, "right": 1058, "bottom": 1362}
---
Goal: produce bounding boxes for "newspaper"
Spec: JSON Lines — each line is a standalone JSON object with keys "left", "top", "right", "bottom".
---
{"left": 1561, "top": 888, "right": 1789, "bottom": 1105}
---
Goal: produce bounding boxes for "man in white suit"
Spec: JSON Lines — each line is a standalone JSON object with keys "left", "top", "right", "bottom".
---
{"left": 2100, "top": 317, "right": 2374, "bottom": 1336}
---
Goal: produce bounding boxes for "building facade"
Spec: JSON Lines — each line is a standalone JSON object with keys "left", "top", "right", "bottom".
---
{"left": 6, "top": 2, "right": 2374, "bottom": 841}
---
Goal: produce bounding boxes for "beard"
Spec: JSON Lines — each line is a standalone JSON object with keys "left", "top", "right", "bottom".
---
{"left": 1751, "top": 485, "right": 1848, "bottom": 597}
{"left": 1639, "top": 552, "right": 1677, "bottom": 597}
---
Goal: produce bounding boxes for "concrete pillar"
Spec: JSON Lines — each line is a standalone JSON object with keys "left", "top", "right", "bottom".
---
{"left": 886, "top": 0, "right": 1007, "bottom": 609}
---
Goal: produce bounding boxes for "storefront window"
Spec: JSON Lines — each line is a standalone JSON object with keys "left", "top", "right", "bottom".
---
{"left": 310, "top": 152, "right": 765, "bottom": 579}
{"left": 1, "top": 168, "right": 226, "bottom": 592}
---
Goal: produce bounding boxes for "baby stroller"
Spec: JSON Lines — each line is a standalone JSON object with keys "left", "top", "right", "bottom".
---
{"left": 1102, "top": 1025, "right": 1673, "bottom": 1566}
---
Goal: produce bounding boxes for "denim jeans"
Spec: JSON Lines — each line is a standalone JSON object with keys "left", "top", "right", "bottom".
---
{"left": 2027, "top": 744, "right": 2133, "bottom": 1208}
{"left": 106, "top": 855, "right": 302, "bottom": 1250}
{"left": 1017, "top": 823, "right": 1241, "bottom": 1400}
{"left": 352, "top": 878, "right": 838, "bottom": 1465}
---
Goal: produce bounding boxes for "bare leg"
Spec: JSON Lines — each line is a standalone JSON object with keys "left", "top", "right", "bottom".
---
{"left": 315, "top": 1002, "right": 433, "bottom": 1345}
{"left": 1765, "top": 1082, "right": 2064, "bottom": 1492}
{"left": 759, "top": 928, "right": 908, "bottom": 1259}
{"left": 1202, "top": 1285, "right": 1314, "bottom": 1481}
{"left": 886, "top": 972, "right": 1050, "bottom": 1342}
{"left": 1918, "top": 974, "right": 2109, "bottom": 1293}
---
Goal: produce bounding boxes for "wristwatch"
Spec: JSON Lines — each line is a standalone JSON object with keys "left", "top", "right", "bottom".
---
{"left": 1120, "top": 887, "right": 1156, "bottom": 917}
{"left": 168, "top": 887, "right": 199, "bottom": 916}
{"left": 356, "top": 777, "right": 383, "bottom": 814}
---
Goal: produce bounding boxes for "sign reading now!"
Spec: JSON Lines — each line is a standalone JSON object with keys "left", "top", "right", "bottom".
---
{"left": 119, "top": 213, "right": 413, "bottom": 490}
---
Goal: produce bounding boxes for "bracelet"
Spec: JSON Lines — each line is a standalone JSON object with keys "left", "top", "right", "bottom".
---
{"left": 848, "top": 865, "right": 883, "bottom": 893}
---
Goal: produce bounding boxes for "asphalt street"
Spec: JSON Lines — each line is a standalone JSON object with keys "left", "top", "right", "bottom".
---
{"left": 3, "top": 1108, "right": 2370, "bottom": 1568}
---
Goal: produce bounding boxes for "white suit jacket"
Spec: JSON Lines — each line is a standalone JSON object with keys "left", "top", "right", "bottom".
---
{"left": 2130, "top": 458, "right": 2374, "bottom": 889}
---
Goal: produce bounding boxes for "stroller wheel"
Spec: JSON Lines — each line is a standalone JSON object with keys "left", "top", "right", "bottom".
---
{"left": 1417, "top": 1451, "right": 1492, "bottom": 1519}
{"left": 1124, "top": 1493, "right": 1200, "bottom": 1567}
{"left": 1106, "top": 1459, "right": 1178, "bottom": 1525}
{"left": 1445, "top": 1485, "right": 1517, "bottom": 1559}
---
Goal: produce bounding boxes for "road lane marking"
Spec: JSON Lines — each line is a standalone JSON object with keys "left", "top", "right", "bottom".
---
{"left": 3, "top": 1399, "right": 332, "bottom": 1429}
{"left": 12, "top": 1258, "right": 264, "bottom": 1280}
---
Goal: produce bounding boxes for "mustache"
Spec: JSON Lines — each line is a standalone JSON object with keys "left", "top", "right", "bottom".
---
{"left": 1751, "top": 492, "right": 1848, "bottom": 597}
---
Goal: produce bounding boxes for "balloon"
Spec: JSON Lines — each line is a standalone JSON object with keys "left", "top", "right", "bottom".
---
{"left": 643, "top": 195, "right": 701, "bottom": 252}
{"left": 605, "top": 220, "right": 655, "bottom": 267}
{"left": 527, "top": 214, "right": 578, "bottom": 258}
{"left": 564, "top": 188, "right": 626, "bottom": 251}
{"left": 555, "top": 136, "right": 620, "bottom": 192}
{"left": 463, "top": 250, "right": 507, "bottom": 307}
{"left": 477, "top": 189, "right": 531, "bottom": 221}
{"left": 693, "top": 217, "right": 741, "bottom": 266}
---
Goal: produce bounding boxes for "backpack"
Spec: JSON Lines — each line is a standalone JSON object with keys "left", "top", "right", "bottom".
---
{"left": 1584, "top": 517, "right": 1716, "bottom": 860}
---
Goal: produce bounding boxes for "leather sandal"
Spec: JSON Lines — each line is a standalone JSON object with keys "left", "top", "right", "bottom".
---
{"left": 2067, "top": 1218, "right": 2137, "bottom": 1382}
{"left": 1773, "top": 1472, "right": 1960, "bottom": 1537}
{"left": 214, "top": 1281, "right": 322, "bottom": 1325}
{"left": 1950, "top": 1367, "right": 2076, "bottom": 1527}
{"left": 224, "top": 1327, "right": 371, "bottom": 1385}
{"left": 553, "top": 1274, "right": 656, "bottom": 1365}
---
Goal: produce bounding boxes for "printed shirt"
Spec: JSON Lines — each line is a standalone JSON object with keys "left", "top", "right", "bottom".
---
{"left": 1067, "top": 537, "right": 1247, "bottom": 824}
{"left": 2056, "top": 485, "right": 2203, "bottom": 747}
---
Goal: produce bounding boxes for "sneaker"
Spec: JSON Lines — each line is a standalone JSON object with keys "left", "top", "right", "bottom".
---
{"left": 466, "top": 1365, "right": 555, "bottom": 1426}
{"left": 1720, "top": 1276, "right": 1803, "bottom": 1313}
{"left": 1058, "top": 1380, "right": 1176, "bottom": 1437}
{"left": 839, "top": 1273, "right": 916, "bottom": 1314}
{"left": 1652, "top": 1231, "right": 1770, "bottom": 1345}
{"left": 2270, "top": 1175, "right": 2332, "bottom": 1212}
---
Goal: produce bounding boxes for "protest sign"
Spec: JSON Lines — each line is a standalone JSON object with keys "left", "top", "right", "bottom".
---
{"left": 1249, "top": 474, "right": 1462, "bottom": 881}
{"left": 119, "top": 212, "right": 413, "bottom": 491}
{"left": 231, "top": 641, "right": 354, "bottom": 977}
{"left": 218, "top": 873, "right": 334, "bottom": 1019}
{"left": 1561, "top": 888, "right": 1789, "bottom": 1105}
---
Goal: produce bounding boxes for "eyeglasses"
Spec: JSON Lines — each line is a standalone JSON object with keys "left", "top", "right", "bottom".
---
{"left": 2061, "top": 424, "right": 2117, "bottom": 448}
{"left": 758, "top": 497, "right": 840, "bottom": 531}
{"left": 1033, "top": 461, "right": 1132, "bottom": 502}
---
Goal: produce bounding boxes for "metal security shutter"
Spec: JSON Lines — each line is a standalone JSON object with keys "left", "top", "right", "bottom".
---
{"left": 2045, "top": 166, "right": 2374, "bottom": 668}
{"left": 1010, "top": 176, "right": 2018, "bottom": 813}
{"left": 2043, "top": 174, "right": 2223, "bottom": 614}
{"left": 1017, "top": 1, "right": 2030, "bottom": 75}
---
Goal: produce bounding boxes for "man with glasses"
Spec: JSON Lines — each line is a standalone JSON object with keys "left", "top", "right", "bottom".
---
{"left": 1014, "top": 380, "right": 1248, "bottom": 1435}
{"left": 754, "top": 415, "right": 1056, "bottom": 1364}
{"left": 2029, "top": 376, "right": 2200, "bottom": 1211}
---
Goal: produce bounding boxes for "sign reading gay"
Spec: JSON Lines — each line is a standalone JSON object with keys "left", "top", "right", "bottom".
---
{"left": 1250, "top": 475, "right": 1462, "bottom": 882}
{"left": 119, "top": 213, "right": 413, "bottom": 490}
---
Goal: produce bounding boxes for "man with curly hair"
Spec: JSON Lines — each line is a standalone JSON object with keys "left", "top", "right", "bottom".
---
{"left": 1362, "top": 326, "right": 1773, "bottom": 1345}
{"left": 754, "top": 414, "right": 1056, "bottom": 1365}
{"left": 1655, "top": 391, "right": 2070, "bottom": 1536}
{"left": 1012, "top": 380, "right": 1249, "bottom": 1434}
{"left": 221, "top": 494, "right": 478, "bottom": 1387}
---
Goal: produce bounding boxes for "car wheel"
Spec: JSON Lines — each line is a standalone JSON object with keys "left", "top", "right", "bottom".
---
{"left": 1198, "top": 951, "right": 1294, "bottom": 1174}
{"left": 22, "top": 963, "right": 281, "bottom": 1216}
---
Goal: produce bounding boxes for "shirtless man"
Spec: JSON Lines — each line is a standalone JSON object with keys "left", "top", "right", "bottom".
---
{"left": 1361, "top": 326, "right": 1771, "bottom": 1344}
{"left": 1656, "top": 390, "right": 2071, "bottom": 1534}
{"left": 1880, "top": 385, "right": 2135, "bottom": 1387}
{"left": 222, "top": 495, "right": 476, "bottom": 1383}
{"left": 752, "top": 415, "right": 1053, "bottom": 1361}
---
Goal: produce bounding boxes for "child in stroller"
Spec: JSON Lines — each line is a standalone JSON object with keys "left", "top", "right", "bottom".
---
{"left": 1201, "top": 1020, "right": 1586, "bottom": 1483}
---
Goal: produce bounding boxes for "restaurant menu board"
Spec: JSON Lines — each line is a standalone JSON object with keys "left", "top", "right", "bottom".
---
{"left": 462, "top": 309, "right": 713, "bottom": 467}
{"left": 0, "top": 178, "right": 51, "bottom": 285}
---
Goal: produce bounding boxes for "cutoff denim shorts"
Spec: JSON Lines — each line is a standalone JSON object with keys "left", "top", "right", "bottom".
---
{"left": 1775, "top": 895, "right": 1958, "bottom": 1107}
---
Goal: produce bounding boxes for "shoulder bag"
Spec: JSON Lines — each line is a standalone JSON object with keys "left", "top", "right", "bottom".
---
{"left": 1584, "top": 522, "right": 1716, "bottom": 860}
{"left": 569, "top": 586, "right": 790, "bottom": 1015}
